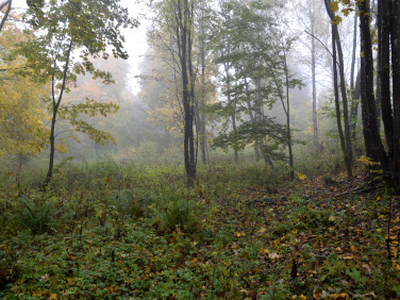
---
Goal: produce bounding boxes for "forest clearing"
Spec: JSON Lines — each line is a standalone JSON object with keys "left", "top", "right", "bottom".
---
{"left": 1, "top": 162, "right": 399, "bottom": 299}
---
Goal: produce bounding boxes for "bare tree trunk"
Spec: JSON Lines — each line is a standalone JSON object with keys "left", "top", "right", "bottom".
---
{"left": 331, "top": 23, "right": 350, "bottom": 178}
{"left": 198, "top": 4, "right": 208, "bottom": 165}
{"left": 176, "top": 0, "right": 197, "bottom": 187}
{"left": 378, "top": 0, "right": 393, "bottom": 156}
{"left": 350, "top": 71, "right": 361, "bottom": 141}
{"left": 0, "top": 0, "right": 12, "bottom": 32}
{"left": 44, "top": 106, "right": 57, "bottom": 188}
{"left": 389, "top": 0, "right": 400, "bottom": 185}
{"left": 325, "top": 0, "right": 353, "bottom": 178}
{"left": 358, "top": 0, "right": 389, "bottom": 170}
{"left": 335, "top": 28, "right": 353, "bottom": 177}
{"left": 221, "top": 56, "right": 238, "bottom": 163}
{"left": 186, "top": 0, "right": 197, "bottom": 186}
{"left": 350, "top": 8, "right": 359, "bottom": 143}
{"left": 231, "top": 104, "right": 239, "bottom": 163}
{"left": 245, "top": 78, "right": 261, "bottom": 161}
{"left": 283, "top": 54, "right": 294, "bottom": 180}
{"left": 309, "top": 5, "right": 319, "bottom": 150}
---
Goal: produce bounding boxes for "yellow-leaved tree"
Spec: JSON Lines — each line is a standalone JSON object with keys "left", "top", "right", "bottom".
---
{"left": 0, "top": 25, "right": 48, "bottom": 161}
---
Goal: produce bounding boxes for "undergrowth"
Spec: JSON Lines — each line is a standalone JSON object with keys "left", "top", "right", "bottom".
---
{"left": 0, "top": 160, "right": 399, "bottom": 299}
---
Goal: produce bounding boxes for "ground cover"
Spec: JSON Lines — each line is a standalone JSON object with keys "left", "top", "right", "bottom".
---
{"left": 0, "top": 163, "right": 399, "bottom": 299}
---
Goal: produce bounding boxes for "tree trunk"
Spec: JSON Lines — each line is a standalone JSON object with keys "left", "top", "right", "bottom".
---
{"left": 389, "top": 0, "right": 400, "bottom": 185}
{"left": 324, "top": 0, "right": 353, "bottom": 178}
{"left": 310, "top": 5, "right": 319, "bottom": 150}
{"left": 198, "top": 8, "right": 208, "bottom": 165}
{"left": 0, "top": 0, "right": 12, "bottom": 32}
{"left": 222, "top": 57, "right": 238, "bottom": 163}
{"left": 186, "top": 0, "right": 197, "bottom": 186}
{"left": 350, "top": 70, "right": 361, "bottom": 142}
{"left": 43, "top": 40, "right": 73, "bottom": 189}
{"left": 246, "top": 78, "right": 261, "bottom": 161}
{"left": 176, "top": 0, "right": 196, "bottom": 187}
{"left": 283, "top": 55, "right": 294, "bottom": 181}
{"left": 350, "top": 8, "right": 359, "bottom": 143}
{"left": 331, "top": 23, "right": 350, "bottom": 178}
{"left": 358, "top": 0, "right": 389, "bottom": 172}
{"left": 231, "top": 105, "right": 239, "bottom": 163}
{"left": 334, "top": 26, "right": 353, "bottom": 177}
{"left": 43, "top": 108, "right": 57, "bottom": 188}
{"left": 378, "top": 0, "right": 394, "bottom": 156}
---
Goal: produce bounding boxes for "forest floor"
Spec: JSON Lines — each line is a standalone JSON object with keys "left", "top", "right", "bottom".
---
{"left": 0, "top": 166, "right": 399, "bottom": 299}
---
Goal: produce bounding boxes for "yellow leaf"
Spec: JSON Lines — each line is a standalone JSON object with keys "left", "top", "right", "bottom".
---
{"left": 342, "top": 254, "right": 354, "bottom": 260}
{"left": 49, "top": 294, "right": 58, "bottom": 300}
{"left": 268, "top": 252, "right": 280, "bottom": 260}
{"left": 296, "top": 172, "right": 307, "bottom": 181}
{"left": 191, "top": 257, "right": 198, "bottom": 264}
{"left": 330, "top": 1, "right": 339, "bottom": 12}
{"left": 258, "top": 227, "right": 267, "bottom": 234}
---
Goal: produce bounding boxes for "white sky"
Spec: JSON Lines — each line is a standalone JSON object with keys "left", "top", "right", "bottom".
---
{"left": 121, "top": 0, "right": 150, "bottom": 94}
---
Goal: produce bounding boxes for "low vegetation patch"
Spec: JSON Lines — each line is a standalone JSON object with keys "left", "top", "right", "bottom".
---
{"left": 0, "top": 163, "right": 399, "bottom": 299}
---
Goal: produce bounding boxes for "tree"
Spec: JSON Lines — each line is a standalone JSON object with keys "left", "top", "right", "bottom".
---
{"left": 0, "top": 0, "right": 12, "bottom": 32}
{"left": 271, "top": 32, "right": 301, "bottom": 180}
{"left": 291, "top": 0, "right": 328, "bottom": 151}
{"left": 20, "top": 0, "right": 137, "bottom": 188}
{"left": 175, "top": 0, "right": 197, "bottom": 186}
{"left": 209, "top": 0, "right": 301, "bottom": 174}
{"left": 149, "top": 0, "right": 199, "bottom": 186}
{"left": 209, "top": 0, "right": 277, "bottom": 164}
{"left": 309, "top": 0, "right": 320, "bottom": 150}
{"left": 0, "top": 25, "right": 48, "bottom": 159}
{"left": 195, "top": 0, "right": 214, "bottom": 164}
{"left": 332, "top": 0, "right": 400, "bottom": 187}
{"left": 324, "top": 0, "right": 353, "bottom": 179}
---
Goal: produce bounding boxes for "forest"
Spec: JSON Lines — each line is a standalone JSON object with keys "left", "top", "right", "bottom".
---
{"left": 0, "top": 0, "right": 400, "bottom": 298}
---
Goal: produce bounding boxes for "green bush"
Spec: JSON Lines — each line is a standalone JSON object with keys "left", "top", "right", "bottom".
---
{"left": 0, "top": 245, "right": 20, "bottom": 291}
{"left": 151, "top": 189, "right": 199, "bottom": 232}
{"left": 109, "top": 189, "right": 153, "bottom": 218}
{"left": 19, "top": 197, "right": 54, "bottom": 234}
{"left": 292, "top": 205, "right": 334, "bottom": 231}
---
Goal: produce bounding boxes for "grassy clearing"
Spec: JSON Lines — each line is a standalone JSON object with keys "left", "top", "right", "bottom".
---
{"left": 0, "top": 161, "right": 399, "bottom": 299}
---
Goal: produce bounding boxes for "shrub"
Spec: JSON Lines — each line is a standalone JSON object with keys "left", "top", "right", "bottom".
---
{"left": 109, "top": 189, "right": 153, "bottom": 218}
{"left": 151, "top": 189, "right": 199, "bottom": 233}
{"left": 19, "top": 197, "right": 53, "bottom": 234}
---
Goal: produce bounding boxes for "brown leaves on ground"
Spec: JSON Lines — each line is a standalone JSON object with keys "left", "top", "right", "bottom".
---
{"left": 203, "top": 176, "right": 400, "bottom": 298}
